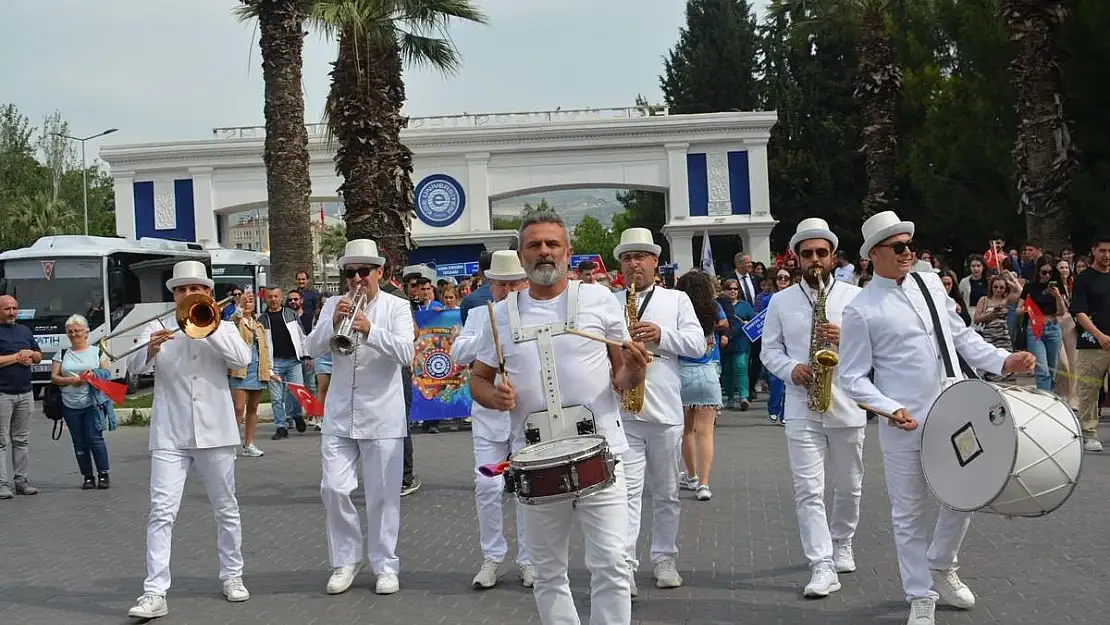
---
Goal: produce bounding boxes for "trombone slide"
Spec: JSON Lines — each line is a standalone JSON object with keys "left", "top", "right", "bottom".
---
{"left": 100, "top": 294, "right": 233, "bottom": 362}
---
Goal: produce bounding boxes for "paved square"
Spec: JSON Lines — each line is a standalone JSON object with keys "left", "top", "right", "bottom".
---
{"left": 0, "top": 403, "right": 1105, "bottom": 625}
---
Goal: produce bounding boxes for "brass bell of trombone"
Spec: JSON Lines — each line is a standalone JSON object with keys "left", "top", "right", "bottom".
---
{"left": 100, "top": 294, "right": 232, "bottom": 361}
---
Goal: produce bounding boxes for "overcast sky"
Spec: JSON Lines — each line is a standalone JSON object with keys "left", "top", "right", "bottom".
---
{"left": 4, "top": 0, "right": 769, "bottom": 148}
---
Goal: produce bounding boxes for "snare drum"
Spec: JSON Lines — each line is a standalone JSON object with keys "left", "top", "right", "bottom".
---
{"left": 508, "top": 434, "right": 617, "bottom": 505}
{"left": 921, "top": 380, "right": 1083, "bottom": 517}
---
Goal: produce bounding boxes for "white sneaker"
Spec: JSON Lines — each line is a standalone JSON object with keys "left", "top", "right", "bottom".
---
{"left": 242, "top": 443, "right": 264, "bottom": 457}
{"left": 678, "top": 471, "right": 699, "bottom": 491}
{"left": 653, "top": 557, "right": 683, "bottom": 588}
{"left": 222, "top": 576, "right": 250, "bottom": 602}
{"left": 472, "top": 559, "right": 500, "bottom": 589}
{"left": 375, "top": 573, "right": 400, "bottom": 595}
{"left": 833, "top": 539, "right": 856, "bottom": 573}
{"left": 519, "top": 564, "right": 534, "bottom": 588}
{"left": 127, "top": 594, "right": 168, "bottom": 619}
{"left": 695, "top": 484, "right": 712, "bottom": 501}
{"left": 326, "top": 562, "right": 364, "bottom": 595}
{"left": 931, "top": 567, "right": 975, "bottom": 609}
{"left": 907, "top": 597, "right": 936, "bottom": 625}
{"left": 1084, "top": 438, "right": 1103, "bottom": 452}
{"left": 803, "top": 564, "right": 841, "bottom": 598}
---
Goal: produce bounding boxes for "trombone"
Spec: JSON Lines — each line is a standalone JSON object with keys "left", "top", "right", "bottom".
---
{"left": 99, "top": 294, "right": 234, "bottom": 361}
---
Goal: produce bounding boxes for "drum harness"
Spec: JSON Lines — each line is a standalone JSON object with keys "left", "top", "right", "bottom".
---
{"left": 909, "top": 273, "right": 979, "bottom": 382}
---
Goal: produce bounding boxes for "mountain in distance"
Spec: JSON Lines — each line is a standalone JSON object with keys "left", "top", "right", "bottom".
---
{"left": 491, "top": 188, "right": 626, "bottom": 228}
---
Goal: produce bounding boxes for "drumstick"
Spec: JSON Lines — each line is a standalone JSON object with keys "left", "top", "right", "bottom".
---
{"left": 564, "top": 328, "right": 670, "bottom": 361}
{"left": 857, "top": 403, "right": 917, "bottom": 429}
{"left": 486, "top": 302, "right": 509, "bottom": 384}
{"left": 1037, "top": 364, "right": 1104, "bottom": 387}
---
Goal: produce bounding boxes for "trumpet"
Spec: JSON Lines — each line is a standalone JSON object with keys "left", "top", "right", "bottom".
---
{"left": 330, "top": 286, "right": 369, "bottom": 355}
{"left": 99, "top": 294, "right": 233, "bottom": 361}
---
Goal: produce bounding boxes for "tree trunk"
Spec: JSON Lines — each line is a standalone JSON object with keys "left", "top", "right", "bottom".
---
{"left": 1001, "top": 0, "right": 1077, "bottom": 252}
{"left": 328, "top": 33, "right": 415, "bottom": 268}
{"left": 255, "top": 0, "right": 312, "bottom": 289}
{"left": 854, "top": 11, "right": 903, "bottom": 218}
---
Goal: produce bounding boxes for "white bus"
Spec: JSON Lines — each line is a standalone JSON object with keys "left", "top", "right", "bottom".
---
{"left": 0, "top": 235, "right": 210, "bottom": 395}
{"left": 209, "top": 248, "right": 269, "bottom": 298}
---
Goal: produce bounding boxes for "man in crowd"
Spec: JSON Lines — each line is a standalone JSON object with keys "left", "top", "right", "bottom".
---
{"left": 0, "top": 294, "right": 41, "bottom": 499}
{"left": 259, "top": 286, "right": 308, "bottom": 440}
{"left": 577, "top": 259, "right": 599, "bottom": 284}
{"left": 460, "top": 251, "right": 496, "bottom": 325}
{"left": 1070, "top": 233, "right": 1110, "bottom": 453}
{"left": 296, "top": 270, "right": 322, "bottom": 322}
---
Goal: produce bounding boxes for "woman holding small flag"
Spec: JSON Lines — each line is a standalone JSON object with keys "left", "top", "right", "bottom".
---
{"left": 1019, "top": 258, "right": 1068, "bottom": 391}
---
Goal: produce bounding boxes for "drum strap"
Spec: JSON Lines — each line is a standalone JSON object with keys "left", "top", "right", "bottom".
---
{"left": 910, "top": 273, "right": 979, "bottom": 380}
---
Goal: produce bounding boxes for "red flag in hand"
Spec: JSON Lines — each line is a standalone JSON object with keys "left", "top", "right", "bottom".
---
{"left": 79, "top": 372, "right": 128, "bottom": 405}
{"left": 287, "top": 382, "right": 324, "bottom": 417}
{"left": 1024, "top": 296, "right": 1045, "bottom": 339}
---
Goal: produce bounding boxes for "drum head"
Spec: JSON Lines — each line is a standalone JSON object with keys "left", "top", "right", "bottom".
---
{"left": 513, "top": 435, "right": 604, "bottom": 466}
{"left": 922, "top": 380, "right": 1018, "bottom": 511}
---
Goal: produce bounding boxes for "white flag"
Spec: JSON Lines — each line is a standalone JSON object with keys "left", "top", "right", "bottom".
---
{"left": 700, "top": 230, "right": 715, "bottom": 277}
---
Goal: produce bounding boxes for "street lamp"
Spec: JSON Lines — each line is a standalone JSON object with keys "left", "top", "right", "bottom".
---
{"left": 53, "top": 128, "right": 119, "bottom": 235}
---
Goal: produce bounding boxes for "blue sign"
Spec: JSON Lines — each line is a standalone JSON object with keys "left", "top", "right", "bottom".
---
{"left": 414, "top": 174, "right": 466, "bottom": 228}
{"left": 741, "top": 308, "right": 767, "bottom": 343}
{"left": 436, "top": 262, "right": 480, "bottom": 278}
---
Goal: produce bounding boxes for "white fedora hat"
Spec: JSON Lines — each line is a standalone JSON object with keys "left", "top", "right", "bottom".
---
{"left": 613, "top": 227, "right": 661, "bottom": 259}
{"left": 339, "top": 239, "right": 385, "bottom": 268}
{"left": 165, "top": 260, "right": 214, "bottom": 290}
{"left": 485, "top": 250, "right": 526, "bottom": 281}
{"left": 789, "top": 217, "right": 839, "bottom": 253}
{"left": 859, "top": 211, "right": 915, "bottom": 258}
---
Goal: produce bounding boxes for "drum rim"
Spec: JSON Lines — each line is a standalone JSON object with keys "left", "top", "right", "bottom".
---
{"left": 511, "top": 435, "right": 608, "bottom": 469}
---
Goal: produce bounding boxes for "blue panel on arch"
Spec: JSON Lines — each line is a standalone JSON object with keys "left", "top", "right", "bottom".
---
{"left": 686, "top": 153, "right": 708, "bottom": 217}
{"left": 132, "top": 181, "right": 154, "bottom": 239}
{"left": 133, "top": 180, "right": 197, "bottom": 242}
{"left": 407, "top": 243, "right": 487, "bottom": 269}
{"left": 728, "top": 151, "right": 752, "bottom": 215}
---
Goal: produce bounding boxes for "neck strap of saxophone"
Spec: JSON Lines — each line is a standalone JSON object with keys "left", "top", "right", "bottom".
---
{"left": 631, "top": 285, "right": 656, "bottom": 319}
{"left": 796, "top": 276, "right": 836, "bottom": 307}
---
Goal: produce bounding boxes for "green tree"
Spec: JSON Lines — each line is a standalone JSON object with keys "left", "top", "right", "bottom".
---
{"left": 320, "top": 223, "right": 347, "bottom": 263}
{"left": 661, "top": 0, "right": 761, "bottom": 113}
{"left": 571, "top": 215, "right": 619, "bottom": 267}
{"left": 610, "top": 191, "right": 668, "bottom": 259}
{"left": 235, "top": 0, "right": 314, "bottom": 290}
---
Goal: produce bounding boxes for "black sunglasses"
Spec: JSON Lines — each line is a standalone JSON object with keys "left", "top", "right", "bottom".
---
{"left": 344, "top": 267, "right": 373, "bottom": 279}
{"left": 775, "top": 275, "right": 791, "bottom": 281}
{"left": 798, "top": 248, "right": 831, "bottom": 259}
{"left": 1040, "top": 270, "right": 1053, "bottom": 276}
{"left": 877, "top": 241, "right": 917, "bottom": 255}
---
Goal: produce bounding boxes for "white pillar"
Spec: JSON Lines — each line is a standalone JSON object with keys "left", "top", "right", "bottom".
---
{"left": 668, "top": 233, "right": 694, "bottom": 274}
{"left": 466, "top": 152, "right": 491, "bottom": 232}
{"left": 189, "top": 167, "right": 217, "bottom": 246}
{"left": 113, "top": 171, "right": 135, "bottom": 239}
{"left": 746, "top": 225, "right": 774, "bottom": 266}
{"left": 746, "top": 143, "right": 772, "bottom": 218}
{"left": 665, "top": 142, "right": 690, "bottom": 221}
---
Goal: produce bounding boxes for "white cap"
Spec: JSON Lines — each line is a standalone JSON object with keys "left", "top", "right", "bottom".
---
{"left": 165, "top": 260, "right": 213, "bottom": 290}
{"left": 789, "top": 217, "right": 839, "bottom": 253}
{"left": 338, "top": 239, "right": 386, "bottom": 267}
{"left": 613, "top": 227, "right": 662, "bottom": 259}
{"left": 859, "top": 211, "right": 915, "bottom": 258}
{"left": 485, "top": 250, "right": 526, "bottom": 281}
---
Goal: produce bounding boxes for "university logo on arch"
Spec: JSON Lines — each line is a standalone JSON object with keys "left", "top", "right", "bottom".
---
{"left": 41, "top": 260, "right": 55, "bottom": 280}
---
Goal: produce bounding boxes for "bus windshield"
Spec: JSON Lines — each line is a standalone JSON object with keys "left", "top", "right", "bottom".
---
{"left": 0, "top": 257, "right": 105, "bottom": 330}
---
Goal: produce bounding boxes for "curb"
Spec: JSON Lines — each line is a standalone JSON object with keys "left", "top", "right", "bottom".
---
{"left": 118, "top": 403, "right": 279, "bottom": 426}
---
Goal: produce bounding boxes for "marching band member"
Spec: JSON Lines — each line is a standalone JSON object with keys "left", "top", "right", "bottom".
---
{"left": 126, "top": 261, "right": 253, "bottom": 620}
{"left": 612, "top": 228, "right": 705, "bottom": 595}
{"left": 760, "top": 218, "right": 864, "bottom": 598}
{"left": 450, "top": 250, "right": 533, "bottom": 589}
{"left": 838, "top": 212, "right": 1035, "bottom": 625}
{"left": 470, "top": 212, "right": 650, "bottom": 625}
{"left": 305, "top": 239, "right": 415, "bottom": 596}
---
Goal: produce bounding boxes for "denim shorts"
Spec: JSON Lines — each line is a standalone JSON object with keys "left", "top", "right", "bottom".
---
{"left": 679, "top": 361, "right": 722, "bottom": 408}
{"left": 314, "top": 355, "right": 333, "bottom": 376}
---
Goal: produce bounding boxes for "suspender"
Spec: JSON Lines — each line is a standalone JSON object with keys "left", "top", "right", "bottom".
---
{"left": 909, "top": 273, "right": 979, "bottom": 380}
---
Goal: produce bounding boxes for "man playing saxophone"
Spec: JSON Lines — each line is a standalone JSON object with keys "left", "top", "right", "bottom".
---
{"left": 612, "top": 228, "right": 706, "bottom": 596}
{"left": 759, "top": 218, "right": 865, "bottom": 599}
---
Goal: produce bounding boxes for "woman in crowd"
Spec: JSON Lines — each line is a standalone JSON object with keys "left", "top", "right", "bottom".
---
{"left": 974, "top": 275, "right": 1020, "bottom": 370}
{"left": 718, "top": 278, "right": 756, "bottom": 411}
{"left": 440, "top": 284, "right": 460, "bottom": 310}
{"left": 1020, "top": 258, "right": 1068, "bottom": 392}
{"left": 675, "top": 271, "right": 725, "bottom": 502}
{"left": 313, "top": 292, "right": 333, "bottom": 409}
{"left": 50, "top": 314, "right": 113, "bottom": 490}
{"left": 1054, "top": 259, "right": 1079, "bottom": 408}
{"left": 941, "top": 272, "right": 971, "bottom": 326}
{"left": 853, "top": 257, "right": 872, "bottom": 285}
{"left": 229, "top": 292, "right": 269, "bottom": 458}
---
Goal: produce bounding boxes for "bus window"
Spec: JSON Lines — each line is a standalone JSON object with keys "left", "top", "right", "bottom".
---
{"left": 0, "top": 258, "right": 105, "bottom": 330}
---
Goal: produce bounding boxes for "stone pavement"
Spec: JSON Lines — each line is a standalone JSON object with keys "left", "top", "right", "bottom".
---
{"left": 0, "top": 402, "right": 1106, "bottom": 625}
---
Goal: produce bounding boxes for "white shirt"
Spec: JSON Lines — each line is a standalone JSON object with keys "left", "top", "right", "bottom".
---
{"left": 306, "top": 290, "right": 415, "bottom": 440}
{"left": 128, "top": 318, "right": 252, "bottom": 451}
{"left": 833, "top": 264, "right": 857, "bottom": 284}
{"left": 613, "top": 286, "right": 706, "bottom": 426}
{"left": 760, "top": 279, "right": 865, "bottom": 428}
{"left": 838, "top": 271, "right": 1009, "bottom": 452}
{"left": 451, "top": 305, "right": 510, "bottom": 442}
{"left": 476, "top": 283, "right": 630, "bottom": 454}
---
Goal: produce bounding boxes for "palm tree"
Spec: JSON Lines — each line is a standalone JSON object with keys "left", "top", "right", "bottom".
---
{"left": 235, "top": 0, "right": 314, "bottom": 290}
{"left": 999, "top": 0, "right": 1077, "bottom": 252}
{"left": 852, "top": 0, "right": 903, "bottom": 218}
{"left": 309, "top": 0, "right": 487, "bottom": 266}
{"left": 320, "top": 223, "right": 348, "bottom": 264}
{"left": 5, "top": 193, "right": 80, "bottom": 248}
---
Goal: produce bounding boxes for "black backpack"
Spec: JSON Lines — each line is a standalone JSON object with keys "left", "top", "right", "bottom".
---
{"left": 41, "top": 349, "right": 66, "bottom": 440}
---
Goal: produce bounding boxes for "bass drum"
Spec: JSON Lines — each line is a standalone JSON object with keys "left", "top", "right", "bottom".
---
{"left": 921, "top": 380, "right": 1083, "bottom": 517}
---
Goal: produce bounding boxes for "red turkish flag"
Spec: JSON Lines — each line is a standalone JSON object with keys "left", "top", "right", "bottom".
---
{"left": 79, "top": 372, "right": 128, "bottom": 405}
{"left": 287, "top": 382, "right": 323, "bottom": 417}
{"left": 1024, "top": 296, "right": 1045, "bottom": 339}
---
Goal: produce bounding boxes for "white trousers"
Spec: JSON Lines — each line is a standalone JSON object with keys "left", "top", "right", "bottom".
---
{"left": 144, "top": 446, "right": 243, "bottom": 596}
{"left": 785, "top": 420, "right": 865, "bottom": 568}
{"left": 882, "top": 449, "right": 971, "bottom": 601}
{"left": 321, "top": 435, "right": 404, "bottom": 574}
{"left": 622, "top": 420, "right": 682, "bottom": 571}
{"left": 473, "top": 435, "right": 529, "bottom": 566}
{"left": 523, "top": 462, "right": 631, "bottom": 625}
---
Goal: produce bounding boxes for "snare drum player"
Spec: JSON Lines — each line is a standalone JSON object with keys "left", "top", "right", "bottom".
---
{"left": 838, "top": 212, "right": 1035, "bottom": 625}
{"left": 305, "top": 239, "right": 415, "bottom": 596}
{"left": 760, "top": 218, "right": 865, "bottom": 599}
{"left": 125, "top": 261, "right": 253, "bottom": 620}
{"left": 470, "top": 212, "right": 651, "bottom": 625}
{"left": 450, "top": 250, "right": 534, "bottom": 589}
{"left": 612, "top": 228, "right": 705, "bottom": 595}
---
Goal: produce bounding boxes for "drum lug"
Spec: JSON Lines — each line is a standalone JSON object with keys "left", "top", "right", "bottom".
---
{"left": 569, "top": 465, "right": 580, "bottom": 490}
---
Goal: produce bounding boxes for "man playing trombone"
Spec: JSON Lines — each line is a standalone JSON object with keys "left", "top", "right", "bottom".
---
{"left": 125, "top": 261, "right": 253, "bottom": 620}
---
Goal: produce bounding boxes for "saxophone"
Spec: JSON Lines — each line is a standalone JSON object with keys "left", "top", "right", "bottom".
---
{"left": 621, "top": 282, "right": 646, "bottom": 413}
{"left": 807, "top": 267, "right": 840, "bottom": 413}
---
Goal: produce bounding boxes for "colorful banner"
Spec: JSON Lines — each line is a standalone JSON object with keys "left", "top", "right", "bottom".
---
{"left": 410, "top": 309, "right": 471, "bottom": 421}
